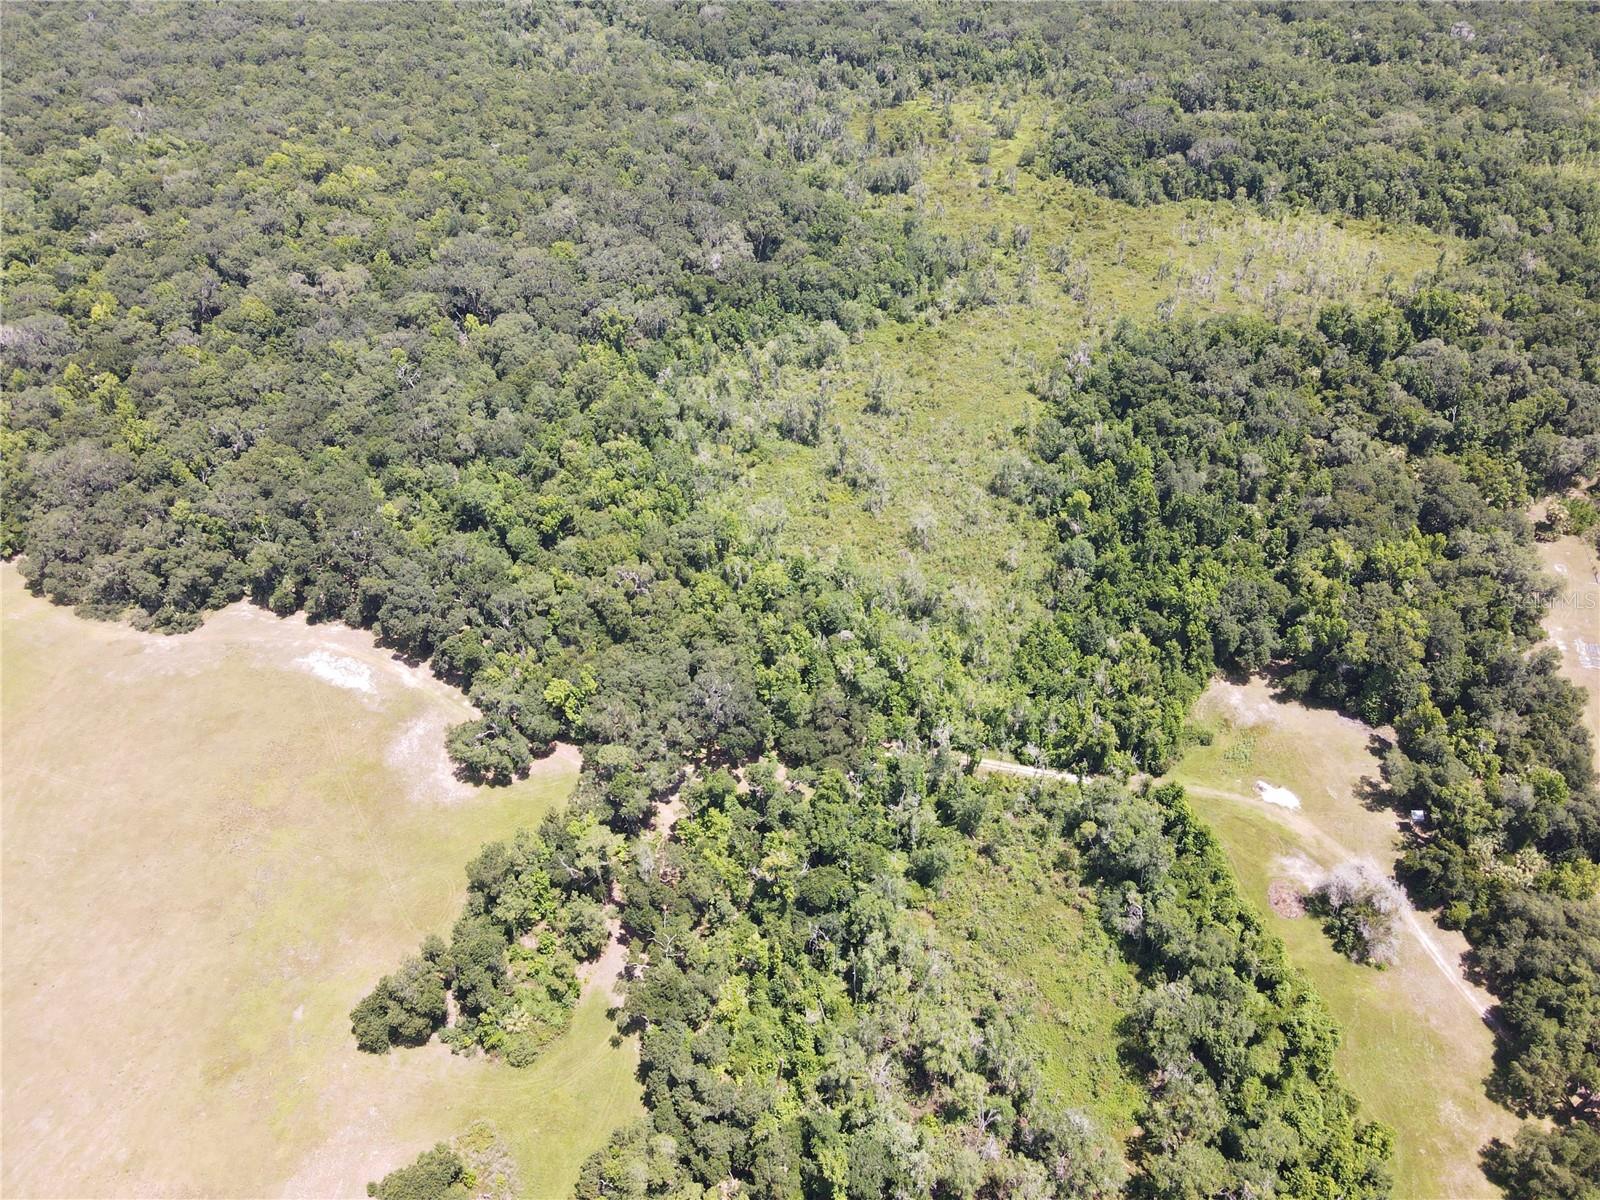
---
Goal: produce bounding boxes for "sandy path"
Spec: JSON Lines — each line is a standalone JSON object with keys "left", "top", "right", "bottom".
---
{"left": 1401, "top": 907, "right": 1494, "bottom": 1025}
{"left": 580, "top": 778, "right": 690, "bottom": 1008}
{"left": 1178, "top": 782, "right": 1498, "bottom": 1030}
{"left": 975, "top": 757, "right": 1084, "bottom": 782}
{"left": 974, "top": 754, "right": 1498, "bottom": 1033}
{"left": 578, "top": 919, "right": 630, "bottom": 1007}
{"left": 976, "top": 756, "right": 1156, "bottom": 789}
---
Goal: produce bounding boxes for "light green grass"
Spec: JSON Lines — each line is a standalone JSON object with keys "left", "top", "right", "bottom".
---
{"left": 921, "top": 829, "right": 1145, "bottom": 1143}
{"left": 1166, "top": 680, "right": 1517, "bottom": 1200}
{"left": 727, "top": 96, "right": 1459, "bottom": 689}
{"left": 0, "top": 566, "right": 639, "bottom": 1199}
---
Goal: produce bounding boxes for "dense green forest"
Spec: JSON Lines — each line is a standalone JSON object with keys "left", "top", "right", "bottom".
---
{"left": 5, "top": 3, "right": 1599, "bottom": 1197}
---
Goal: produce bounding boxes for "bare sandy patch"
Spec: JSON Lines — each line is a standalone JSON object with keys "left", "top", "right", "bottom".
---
{"left": 386, "top": 715, "right": 472, "bottom": 805}
{"left": 1254, "top": 780, "right": 1301, "bottom": 810}
{"left": 1266, "top": 879, "right": 1307, "bottom": 919}
{"left": 96, "top": 600, "right": 464, "bottom": 714}
{"left": 655, "top": 792, "right": 688, "bottom": 836}
{"left": 297, "top": 649, "right": 378, "bottom": 695}
{"left": 1270, "top": 852, "right": 1325, "bottom": 891}
{"left": 547, "top": 742, "right": 584, "bottom": 774}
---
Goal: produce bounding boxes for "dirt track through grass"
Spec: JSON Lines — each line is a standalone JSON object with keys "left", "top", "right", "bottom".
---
{"left": 979, "top": 750, "right": 1500, "bottom": 1038}
{"left": 1534, "top": 534, "right": 1600, "bottom": 771}
{"left": 1177, "top": 777, "right": 1497, "bottom": 1031}
{"left": 1170, "top": 678, "right": 1517, "bottom": 1200}
{"left": 0, "top": 565, "right": 639, "bottom": 1198}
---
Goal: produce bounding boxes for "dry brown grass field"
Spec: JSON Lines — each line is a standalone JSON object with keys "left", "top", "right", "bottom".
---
{"left": 0, "top": 565, "right": 639, "bottom": 1198}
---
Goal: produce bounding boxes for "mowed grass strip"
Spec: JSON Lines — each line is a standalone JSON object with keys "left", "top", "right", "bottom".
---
{"left": 1167, "top": 680, "right": 1517, "bottom": 1200}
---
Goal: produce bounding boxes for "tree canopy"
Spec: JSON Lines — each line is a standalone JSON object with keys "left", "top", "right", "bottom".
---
{"left": 5, "top": 3, "right": 1599, "bottom": 1197}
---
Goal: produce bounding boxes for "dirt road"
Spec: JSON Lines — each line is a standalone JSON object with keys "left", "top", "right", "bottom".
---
{"left": 974, "top": 756, "right": 1498, "bottom": 1033}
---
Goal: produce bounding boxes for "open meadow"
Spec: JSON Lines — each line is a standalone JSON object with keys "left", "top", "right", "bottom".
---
{"left": 1533, "top": 534, "right": 1600, "bottom": 768}
{"left": 0, "top": 565, "right": 639, "bottom": 1198}
{"left": 1167, "top": 679, "right": 1518, "bottom": 1200}
{"left": 921, "top": 823, "right": 1145, "bottom": 1145}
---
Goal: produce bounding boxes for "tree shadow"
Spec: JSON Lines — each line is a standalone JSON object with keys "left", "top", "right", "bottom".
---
{"left": 1353, "top": 769, "right": 1401, "bottom": 818}
{"left": 1214, "top": 662, "right": 1259, "bottom": 689}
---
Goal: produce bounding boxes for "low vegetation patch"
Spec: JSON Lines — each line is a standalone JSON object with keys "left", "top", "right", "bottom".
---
{"left": 1307, "top": 864, "right": 1404, "bottom": 969}
{"left": 922, "top": 783, "right": 1145, "bottom": 1141}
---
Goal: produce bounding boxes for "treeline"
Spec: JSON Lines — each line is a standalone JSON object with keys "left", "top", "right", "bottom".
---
{"left": 1000, "top": 4, "right": 1600, "bottom": 1179}
{"left": 370, "top": 752, "right": 1390, "bottom": 1198}
{"left": 351, "top": 814, "right": 613, "bottom": 1066}
{"left": 581, "top": 759, "right": 1125, "bottom": 1199}
{"left": 1037, "top": 5, "right": 1600, "bottom": 250}
{"left": 1005, "top": 24, "right": 1600, "bottom": 1157}
{"left": 642, "top": 3, "right": 1600, "bottom": 282}
{"left": 1, "top": 2, "right": 990, "bottom": 784}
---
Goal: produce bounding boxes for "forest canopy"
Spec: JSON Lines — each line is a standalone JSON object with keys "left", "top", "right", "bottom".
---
{"left": 4, "top": 3, "right": 1599, "bottom": 1198}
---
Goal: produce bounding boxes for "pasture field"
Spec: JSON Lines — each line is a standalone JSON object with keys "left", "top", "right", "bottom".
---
{"left": 1166, "top": 679, "right": 1517, "bottom": 1200}
{"left": 1533, "top": 534, "right": 1600, "bottom": 766}
{"left": 0, "top": 565, "right": 639, "bottom": 1198}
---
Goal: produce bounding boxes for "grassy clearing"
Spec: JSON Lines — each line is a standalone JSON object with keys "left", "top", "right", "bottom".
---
{"left": 875, "top": 97, "right": 1455, "bottom": 323}
{"left": 0, "top": 565, "right": 639, "bottom": 1199}
{"left": 1533, "top": 535, "right": 1600, "bottom": 769}
{"left": 1166, "top": 679, "right": 1517, "bottom": 1200}
{"left": 920, "top": 826, "right": 1145, "bottom": 1143}
{"left": 726, "top": 97, "right": 1459, "bottom": 683}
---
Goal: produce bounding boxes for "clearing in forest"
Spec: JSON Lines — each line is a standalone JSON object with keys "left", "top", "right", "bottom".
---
{"left": 0, "top": 566, "right": 639, "bottom": 1199}
{"left": 1167, "top": 678, "right": 1517, "bottom": 1200}
{"left": 1533, "top": 534, "right": 1600, "bottom": 768}
{"left": 920, "top": 826, "right": 1145, "bottom": 1144}
{"left": 731, "top": 97, "right": 1459, "bottom": 682}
